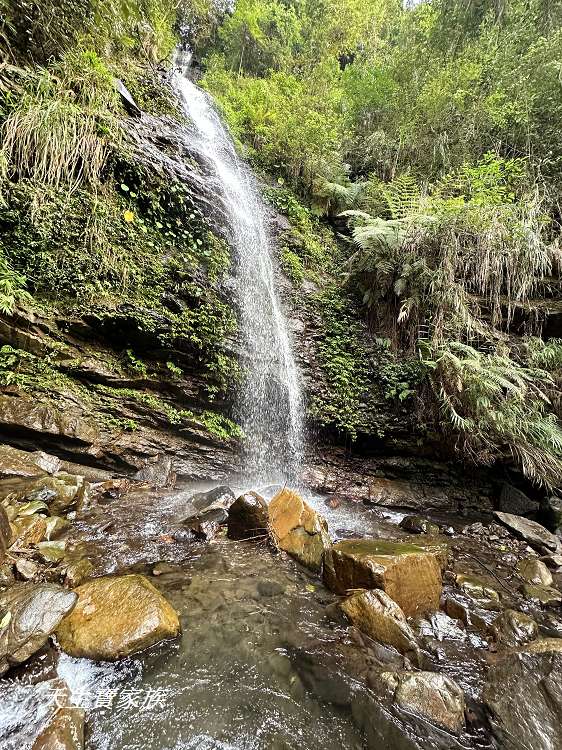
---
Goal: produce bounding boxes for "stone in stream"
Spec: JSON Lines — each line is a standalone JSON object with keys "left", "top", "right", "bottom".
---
{"left": 32, "top": 705, "right": 85, "bottom": 750}
{"left": 444, "top": 592, "right": 501, "bottom": 634}
{"left": 227, "top": 491, "right": 269, "bottom": 540}
{"left": 521, "top": 582, "right": 562, "bottom": 607}
{"left": 56, "top": 574, "right": 180, "bottom": 660}
{"left": 324, "top": 539, "right": 444, "bottom": 617}
{"left": 493, "top": 511, "right": 559, "bottom": 554}
{"left": 490, "top": 609, "right": 538, "bottom": 648}
{"left": 10, "top": 514, "right": 48, "bottom": 547}
{"left": 399, "top": 515, "right": 440, "bottom": 535}
{"left": 191, "top": 485, "right": 236, "bottom": 512}
{"left": 373, "top": 670, "right": 466, "bottom": 734}
{"left": 340, "top": 589, "right": 420, "bottom": 662}
{"left": 484, "top": 638, "right": 562, "bottom": 750}
{"left": 0, "top": 583, "right": 77, "bottom": 676}
{"left": 268, "top": 489, "right": 331, "bottom": 573}
{"left": 516, "top": 557, "right": 553, "bottom": 587}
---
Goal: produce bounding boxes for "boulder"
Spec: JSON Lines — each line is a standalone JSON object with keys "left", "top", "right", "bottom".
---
{"left": 56, "top": 574, "right": 180, "bottom": 660}
{"left": 10, "top": 515, "right": 48, "bottom": 547}
{"left": 268, "top": 489, "right": 331, "bottom": 573}
{"left": 340, "top": 589, "right": 420, "bottom": 661}
{"left": 0, "top": 445, "right": 61, "bottom": 480}
{"left": 521, "top": 583, "right": 562, "bottom": 607}
{"left": 375, "top": 671, "right": 465, "bottom": 734}
{"left": 191, "top": 485, "right": 235, "bottom": 512}
{"left": 493, "top": 512, "right": 559, "bottom": 554}
{"left": 516, "top": 558, "right": 553, "bottom": 587}
{"left": 415, "top": 611, "right": 467, "bottom": 642}
{"left": 490, "top": 609, "right": 537, "bottom": 648}
{"left": 32, "top": 706, "right": 85, "bottom": 750}
{"left": 227, "top": 491, "right": 269, "bottom": 540}
{"left": 484, "top": 639, "right": 562, "bottom": 750}
{"left": 184, "top": 506, "right": 227, "bottom": 541}
{"left": 399, "top": 516, "right": 439, "bottom": 535}
{"left": 541, "top": 554, "right": 562, "bottom": 571}
{"left": 324, "top": 539, "right": 443, "bottom": 617}
{"left": 444, "top": 592, "right": 500, "bottom": 634}
{"left": 455, "top": 573, "right": 499, "bottom": 602}
{"left": 0, "top": 583, "right": 77, "bottom": 675}
{"left": 498, "top": 484, "right": 538, "bottom": 516}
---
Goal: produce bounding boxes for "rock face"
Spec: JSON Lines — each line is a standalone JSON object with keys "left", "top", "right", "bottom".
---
{"left": 56, "top": 574, "right": 180, "bottom": 660}
{"left": 0, "top": 583, "right": 77, "bottom": 675}
{"left": 227, "top": 492, "right": 269, "bottom": 540}
{"left": 376, "top": 671, "right": 465, "bottom": 734}
{"left": 484, "top": 638, "right": 562, "bottom": 750}
{"left": 324, "top": 539, "right": 443, "bottom": 617}
{"left": 340, "top": 589, "right": 420, "bottom": 660}
{"left": 498, "top": 483, "right": 538, "bottom": 516}
{"left": 268, "top": 489, "right": 331, "bottom": 572}
{"left": 494, "top": 512, "right": 559, "bottom": 554}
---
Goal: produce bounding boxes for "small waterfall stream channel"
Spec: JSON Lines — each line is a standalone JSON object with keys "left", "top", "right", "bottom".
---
{"left": 1, "top": 58, "right": 561, "bottom": 750}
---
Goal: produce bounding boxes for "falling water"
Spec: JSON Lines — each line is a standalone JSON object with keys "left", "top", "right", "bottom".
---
{"left": 172, "top": 56, "right": 303, "bottom": 483}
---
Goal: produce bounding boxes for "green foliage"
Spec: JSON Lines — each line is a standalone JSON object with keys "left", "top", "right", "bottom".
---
{"left": 420, "top": 340, "right": 562, "bottom": 488}
{"left": 280, "top": 248, "right": 304, "bottom": 285}
{"left": 124, "top": 349, "right": 147, "bottom": 377}
{"left": 0, "top": 252, "right": 31, "bottom": 313}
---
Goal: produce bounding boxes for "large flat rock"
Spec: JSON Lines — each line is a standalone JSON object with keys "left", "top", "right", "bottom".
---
{"left": 324, "top": 539, "right": 444, "bottom": 616}
{"left": 484, "top": 638, "right": 562, "bottom": 750}
{"left": 494, "top": 512, "right": 559, "bottom": 554}
{"left": 56, "top": 574, "right": 180, "bottom": 660}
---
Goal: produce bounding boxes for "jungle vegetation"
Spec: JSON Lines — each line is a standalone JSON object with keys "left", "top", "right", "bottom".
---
{"left": 1, "top": 0, "right": 561, "bottom": 486}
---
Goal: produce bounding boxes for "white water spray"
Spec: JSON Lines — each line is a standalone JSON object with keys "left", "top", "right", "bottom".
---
{"left": 173, "top": 57, "right": 303, "bottom": 483}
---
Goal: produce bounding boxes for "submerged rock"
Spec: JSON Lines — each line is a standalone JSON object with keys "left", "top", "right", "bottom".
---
{"left": 324, "top": 539, "right": 443, "bottom": 617}
{"left": 375, "top": 671, "right": 465, "bottom": 734}
{"left": 227, "top": 491, "right": 269, "bottom": 540}
{"left": 484, "top": 638, "right": 562, "bottom": 750}
{"left": 490, "top": 609, "right": 537, "bottom": 648}
{"left": 399, "top": 516, "right": 439, "bottom": 535}
{"left": 0, "top": 583, "right": 77, "bottom": 675}
{"left": 494, "top": 511, "right": 559, "bottom": 554}
{"left": 269, "top": 489, "right": 331, "bottom": 573}
{"left": 32, "top": 705, "right": 85, "bottom": 750}
{"left": 516, "top": 557, "right": 553, "bottom": 587}
{"left": 56, "top": 574, "right": 180, "bottom": 660}
{"left": 340, "top": 589, "right": 420, "bottom": 661}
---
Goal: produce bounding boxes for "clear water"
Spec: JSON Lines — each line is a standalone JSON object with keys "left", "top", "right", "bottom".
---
{"left": 172, "top": 58, "right": 303, "bottom": 485}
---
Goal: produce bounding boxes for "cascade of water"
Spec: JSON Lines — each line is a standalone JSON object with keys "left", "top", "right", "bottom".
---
{"left": 172, "top": 57, "right": 304, "bottom": 483}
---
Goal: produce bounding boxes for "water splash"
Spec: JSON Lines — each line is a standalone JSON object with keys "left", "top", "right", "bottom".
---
{"left": 172, "top": 56, "right": 303, "bottom": 484}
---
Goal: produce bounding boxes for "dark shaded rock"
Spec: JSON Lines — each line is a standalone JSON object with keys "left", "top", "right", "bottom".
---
{"left": 184, "top": 506, "right": 227, "bottom": 541}
{"left": 257, "top": 580, "right": 285, "bottom": 597}
{"left": 191, "top": 485, "right": 235, "bottom": 512}
{"left": 133, "top": 454, "right": 175, "bottom": 487}
{"left": 541, "top": 553, "right": 562, "bottom": 571}
{"left": 490, "top": 609, "right": 538, "bottom": 647}
{"left": 0, "top": 583, "right": 77, "bottom": 675}
{"left": 0, "top": 395, "right": 100, "bottom": 444}
{"left": 498, "top": 483, "right": 538, "bottom": 515}
{"left": 399, "top": 515, "right": 440, "bottom": 535}
{"left": 494, "top": 511, "right": 559, "bottom": 554}
{"left": 324, "top": 538, "right": 444, "bottom": 617}
{"left": 227, "top": 491, "right": 269, "bottom": 540}
{"left": 373, "top": 671, "right": 465, "bottom": 734}
{"left": 0, "top": 505, "right": 10, "bottom": 562}
{"left": 484, "top": 639, "right": 562, "bottom": 750}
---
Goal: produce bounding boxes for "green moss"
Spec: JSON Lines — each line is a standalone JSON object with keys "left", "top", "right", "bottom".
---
{"left": 280, "top": 247, "right": 304, "bottom": 285}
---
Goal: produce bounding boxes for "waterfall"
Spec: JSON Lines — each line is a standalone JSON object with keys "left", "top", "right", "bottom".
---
{"left": 172, "top": 58, "right": 304, "bottom": 484}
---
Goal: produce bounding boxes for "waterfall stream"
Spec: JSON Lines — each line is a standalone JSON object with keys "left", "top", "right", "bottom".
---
{"left": 172, "top": 58, "right": 303, "bottom": 484}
